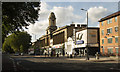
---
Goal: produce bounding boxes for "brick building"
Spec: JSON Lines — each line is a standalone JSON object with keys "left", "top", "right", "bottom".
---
{"left": 99, "top": 11, "right": 120, "bottom": 56}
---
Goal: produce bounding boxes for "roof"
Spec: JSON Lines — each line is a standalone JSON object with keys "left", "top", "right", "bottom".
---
{"left": 76, "top": 27, "right": 99, "bottom": 32}
{"left": 98, "top": 11, "right": 120, "bottom": 22}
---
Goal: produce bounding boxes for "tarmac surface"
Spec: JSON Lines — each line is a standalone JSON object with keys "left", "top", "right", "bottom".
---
{"left": 2, "top": 54, "right": 120, "bottom": 72}
{"left": 0, "top": 52, "right": 2, "bottom": 72}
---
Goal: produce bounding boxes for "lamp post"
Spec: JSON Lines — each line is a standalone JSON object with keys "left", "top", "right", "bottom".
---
{"left": 81, "top": 8, "right": 89, "bottom": 60}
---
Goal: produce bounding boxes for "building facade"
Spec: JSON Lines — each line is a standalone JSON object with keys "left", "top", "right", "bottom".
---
{"left": 38, "top": 12, "right": 87, "bottom": 55}
{"left": 33, "top": 12, "right": 100, "bottom": 56}
{"left": 74, "top": 28, "right": 100, "bottom": 56}
{"left": 99, "top": 11, "right": 120, "bottom": 56}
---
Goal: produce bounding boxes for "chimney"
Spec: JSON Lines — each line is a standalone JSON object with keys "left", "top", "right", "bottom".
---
{"left": 77, "top": 24, "right": 80, "bottom": 27}
{"left": 70, "top": 24, "right": 75, "bottom": 27}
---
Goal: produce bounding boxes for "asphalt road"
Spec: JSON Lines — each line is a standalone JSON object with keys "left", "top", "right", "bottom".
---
{"left": 2, "top": 54, "right": 120, "bottom": 72}
{"left": 0, "top": 52, "right": 2, "bottom": 72}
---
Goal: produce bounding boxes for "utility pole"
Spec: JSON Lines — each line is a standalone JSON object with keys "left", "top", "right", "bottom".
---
{"left": 81, "top": 8, "right": 89, "bottom": 60}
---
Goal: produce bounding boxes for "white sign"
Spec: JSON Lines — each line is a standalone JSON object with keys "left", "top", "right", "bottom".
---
{"left": 65, "top": 37, "right": 74, "bottom": 54}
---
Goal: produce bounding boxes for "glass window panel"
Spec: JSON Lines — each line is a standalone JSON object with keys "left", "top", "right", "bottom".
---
{"left": 108, "top": 38, "right": 112, "bottom": 43}
{"left": 115, "top": 37, "right": 118, "bottom": 43}
{"left": 115, "top": 17, "right": 117, "bottom": 22}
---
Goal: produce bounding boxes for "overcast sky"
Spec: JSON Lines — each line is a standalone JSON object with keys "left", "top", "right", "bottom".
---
{"left": 25, "top": 1, "right": 119, "bottom": 42}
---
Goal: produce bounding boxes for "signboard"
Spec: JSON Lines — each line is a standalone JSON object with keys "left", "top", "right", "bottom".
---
{"left": 76, "top": 40, "right": 84, "bottom": 44}
{"left": 53, "top": 44, "right": 62, "bottom": 48}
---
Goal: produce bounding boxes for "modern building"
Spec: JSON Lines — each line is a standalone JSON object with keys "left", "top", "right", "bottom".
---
{"left": 74, "top": 27, "right": 100, "bottom": 56}
{"left": 99, "top": 11, "right": 120, "bottom": 56}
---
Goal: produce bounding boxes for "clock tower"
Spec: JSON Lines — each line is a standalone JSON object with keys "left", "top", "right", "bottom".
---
{"left": 46, "top": 12, "right": 57, "bottom": 38}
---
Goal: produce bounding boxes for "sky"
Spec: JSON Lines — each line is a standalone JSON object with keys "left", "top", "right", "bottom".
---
{"left": 25, "top": 1, "right": 119, "bottom": 42}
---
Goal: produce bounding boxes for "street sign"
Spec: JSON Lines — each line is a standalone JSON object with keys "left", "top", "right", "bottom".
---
{"left": 76, "top": 40, "right": 84, "bottom": 44}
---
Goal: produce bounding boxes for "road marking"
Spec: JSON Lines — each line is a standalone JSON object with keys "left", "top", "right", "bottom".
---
{"left": 9, "top": 58, "right": 17, "bottom": 71}
{"left": 16, "top": 61, "right": 30, "bottom": 71}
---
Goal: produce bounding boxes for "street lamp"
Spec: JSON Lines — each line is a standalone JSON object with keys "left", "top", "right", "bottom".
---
{"left": 81, "top": 8, "right": 89, "bottom": 60}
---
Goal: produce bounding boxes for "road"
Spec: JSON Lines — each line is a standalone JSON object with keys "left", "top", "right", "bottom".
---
{"left": 2, "top": 54, "right": 120, "bottom": 72}
{"left": 0, "top": 52, "right": 2, "bottom": 72}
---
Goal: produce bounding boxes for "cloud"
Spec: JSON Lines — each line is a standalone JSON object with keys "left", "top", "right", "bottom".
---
{"left": 26, "top": 2, "right": 82, "bottom": 42}
{"left": 26, "top": 3, "right": 109, "bottom": 42}
{"left": 88, "top": 6, "right": 108, "bottom": 23}
{"left": 51, "top": 6, "right": 81, "bottom": 27}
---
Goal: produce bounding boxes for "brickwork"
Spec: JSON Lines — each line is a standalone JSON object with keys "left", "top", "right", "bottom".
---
{"left": 99, "top": 11, "right": 120, "bottom": 56}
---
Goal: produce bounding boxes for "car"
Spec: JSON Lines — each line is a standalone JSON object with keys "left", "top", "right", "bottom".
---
{"left": 14, "top": 53, "right": 19, "bottom": 56}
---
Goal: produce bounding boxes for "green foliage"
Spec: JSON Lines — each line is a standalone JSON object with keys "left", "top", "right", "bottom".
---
{"left": 3, "top": 32, "right": 31, "bottom": 53}
{"left": 20, "top": 45, "right": 24, "bottom": 53}
{"left": 2, "top": 2, "right": 40, "bottom": 43}
{"left": 2, "top": 41, "right": 14, "bottom": 53}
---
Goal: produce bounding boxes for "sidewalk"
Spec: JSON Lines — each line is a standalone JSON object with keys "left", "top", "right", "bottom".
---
{"left": 67, "top": 56, "right": 119, "bottom": 63}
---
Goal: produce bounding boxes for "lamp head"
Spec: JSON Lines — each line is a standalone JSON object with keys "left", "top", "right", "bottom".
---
{"left": 81, "top": 8, "right": 84, "bottom": 10}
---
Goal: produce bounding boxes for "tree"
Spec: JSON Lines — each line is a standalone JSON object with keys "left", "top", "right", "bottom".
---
{"left": 2, "top": 40, "right": 14, "bottom": 53}
{"left": 2, "top": 2, "right": 40, "bottom": 43}
{"left": 20, "top": 45, "right": 24, "bottom": 53}
{"left": 3, "top": 31, "right": 31, "bottom": 53}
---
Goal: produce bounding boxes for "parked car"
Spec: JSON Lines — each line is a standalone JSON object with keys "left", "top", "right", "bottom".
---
{"left": 14, "top": 53, "right": 19, "bottom": 56}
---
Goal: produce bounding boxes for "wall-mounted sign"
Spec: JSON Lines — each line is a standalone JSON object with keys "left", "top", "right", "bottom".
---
{"left": 76, "top": 40, "right": 84, "bottom": 44}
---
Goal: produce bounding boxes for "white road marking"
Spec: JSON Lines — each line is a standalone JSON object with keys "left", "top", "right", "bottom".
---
{"left": 9, "top": 58, "right": 17, "bottom": 71}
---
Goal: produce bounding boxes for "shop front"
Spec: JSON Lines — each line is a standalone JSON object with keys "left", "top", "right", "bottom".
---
{"left": 53, "top": 44, "right": 64, "bottom": 56}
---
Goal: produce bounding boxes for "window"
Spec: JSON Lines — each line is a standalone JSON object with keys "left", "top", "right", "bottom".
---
{"left": 101, "top": 22, "right": 104, "bottom": 26}
{"left": 91, "top": 35, "right": 96, "bottom": 37}
{"left": 115, "top": 17, "right": 117, "bottom": 22}
{"left": 102, "top": 48, "right": 104, "bottom": 54}
{"left": 107, "top": 28, "right": 112, "bottom": 34}
{"left": 108, "top": 48, "right": 113, "bottom": 54}
{"left": 102, "top": 30, "right": 104, "bottom": 35}
{"left": 115, "top": 48, "right": 118, "bottom": 54}
{"left": 102, "top": 39, "right": 104, "bottom": 44}
{"left": 108, "top": 38, "right": 112, "bottom": 43}
{"left": 107, "top": 18, "right": 112, "bottom": 24}
{"left": 115, "top": 37, "right": 118, "bottom": 43}
{"left": 110, "top": 18, "right": 112, "bottom": 23}
{"left": 107, "top": 20, "right": 110, "bottom": 24}
{"left": 115, "top": 27, "right": 118, "bottom": 32}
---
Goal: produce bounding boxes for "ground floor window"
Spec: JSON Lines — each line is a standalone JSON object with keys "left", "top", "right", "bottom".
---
{"left": 115, "top": 48, "right": 118, "bottom": 54}
{"left": 102, "top": 48, "right": 104, "bottom": 54}
{"left": 108, "top": 48, "right": 113, "bottom": 54}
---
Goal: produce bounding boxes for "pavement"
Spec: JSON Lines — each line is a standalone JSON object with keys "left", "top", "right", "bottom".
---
{"left": 0, "top": 52, "right": 2, "bottom": 72}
